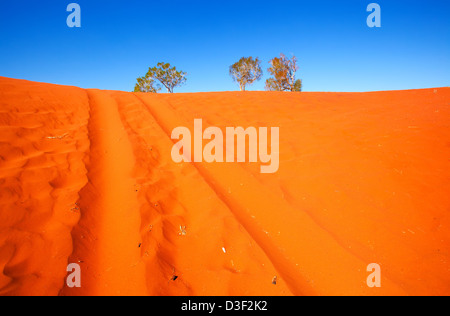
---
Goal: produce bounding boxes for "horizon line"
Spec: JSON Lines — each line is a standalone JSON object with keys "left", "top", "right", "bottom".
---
{"left": 1, "top": 76, "right": 448, "bottom": 95}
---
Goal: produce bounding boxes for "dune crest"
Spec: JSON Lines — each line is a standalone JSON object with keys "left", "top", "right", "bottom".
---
{"left": 0, "top": 77, "right": 449, "bottom": 296}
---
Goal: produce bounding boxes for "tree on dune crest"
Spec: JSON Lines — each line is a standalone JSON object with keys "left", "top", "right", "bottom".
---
{"left": 134, "top": 62, "right": 187, "bottom": 93}
{"left": 134, "top": 76, "right": 160, "bottom": 93}
{"left": 265, "top": 54, "right": 302, "bottom": 92}
{"left": 229, "top": 57, "right": 263, "bottom": 91}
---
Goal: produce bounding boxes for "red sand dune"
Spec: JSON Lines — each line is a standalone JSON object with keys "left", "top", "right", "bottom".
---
{"left": 0, "top": 77, "right": 449, "bottom": 296}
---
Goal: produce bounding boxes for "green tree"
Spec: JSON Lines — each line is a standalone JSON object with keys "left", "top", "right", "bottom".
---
{"left": 134, "top": 76, "right": 160, "bottom": 93}
{"left": 134, "top": 62, "right": 187, "bottom": 93}
{"left": 229, "top": 57, "right": 263, "bottom": 91}
{"left": 265, "top": 54, "right": 302, "bottom": 92}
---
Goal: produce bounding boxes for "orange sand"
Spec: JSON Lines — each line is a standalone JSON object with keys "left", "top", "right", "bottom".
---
{"left": 0, "top": 77, "right": 449, "bottom": 296}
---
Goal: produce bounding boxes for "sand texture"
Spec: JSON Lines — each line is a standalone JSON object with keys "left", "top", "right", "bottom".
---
{"left": 0, "top": 77, "right": 449, "bottom": 296}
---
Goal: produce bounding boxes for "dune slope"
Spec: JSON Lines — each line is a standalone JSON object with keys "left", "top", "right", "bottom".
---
{"left": 0, "top": 77, "right": 449, "bottom": 296}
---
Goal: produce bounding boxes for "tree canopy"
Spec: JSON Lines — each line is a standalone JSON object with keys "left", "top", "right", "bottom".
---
{"left": 229, "top": 57, "right": 263, "bottom": 91}
{"left": 134, "top": 76, "right": 160, "bottom": 93}
{"left": 265, "top": 54, "right": 302, "bottom": 92}
{"left": 134, "top": 62, "right": 187, "bottom": 93}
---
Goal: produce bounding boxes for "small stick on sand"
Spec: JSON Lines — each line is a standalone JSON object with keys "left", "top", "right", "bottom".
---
{"left": 272, "top": 276, "right": 277, "bottom": 285}
{"left": 46, "top": 133, "right": 69, "bottom": 140}
{"left": 178, "top": 225, "right": 187, "bottom": 236}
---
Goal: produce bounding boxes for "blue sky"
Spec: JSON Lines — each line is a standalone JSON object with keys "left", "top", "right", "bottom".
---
{"left": 0, "top": 0, "right": 448, "bottom": 92}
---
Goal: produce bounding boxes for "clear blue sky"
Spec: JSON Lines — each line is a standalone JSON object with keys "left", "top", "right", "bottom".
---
{"left": 0, "top": 0, "right": 448, "bottom": 92}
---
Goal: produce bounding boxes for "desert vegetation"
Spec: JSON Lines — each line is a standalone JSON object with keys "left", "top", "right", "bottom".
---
{"left": 265, "top": 54, "right": 302, "bottom": 92}
{"left": 134, "top": 62, "right": 187, "bottom": 93}
{"left": 229, "top": 57, "right": 263, "bottom": 92}
{"left": 135, "top": 54, "right": 302, "bottom": 93}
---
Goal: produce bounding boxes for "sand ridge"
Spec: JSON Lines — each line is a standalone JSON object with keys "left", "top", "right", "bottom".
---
{"left": 0, "top": 77, "right": 449, "bottom": 295}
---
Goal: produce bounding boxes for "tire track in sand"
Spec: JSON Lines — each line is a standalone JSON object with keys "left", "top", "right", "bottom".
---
{"left": 61, "top": 90, "right": 147, "bottom": 296}
{"left": 133, "top": 93, "right": 310, "bottom": 295}
{"left": 135, "top": 93, "right": 407, "bottom": 296}
{"left": 116, "top": 92, "right": 292, "bottom": 295}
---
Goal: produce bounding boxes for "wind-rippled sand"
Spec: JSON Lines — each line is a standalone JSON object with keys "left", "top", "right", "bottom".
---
{"left": 0, "top": 77, "right": 449, "bottom": 296}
